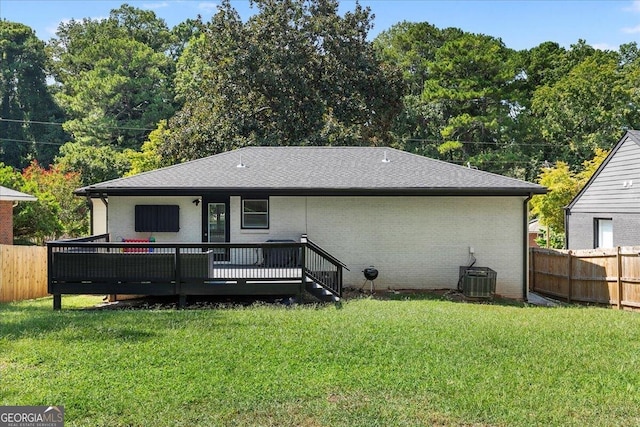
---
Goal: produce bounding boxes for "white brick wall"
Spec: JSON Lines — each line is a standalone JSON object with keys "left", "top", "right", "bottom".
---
{"left": 108, "top": 196, "right": 201, "bottom": 242}
{"left": 106, "top": 194, "right": 526, "bottom": 298}
{"left": 231, "top": 195, "right": 526, "bottom": 299}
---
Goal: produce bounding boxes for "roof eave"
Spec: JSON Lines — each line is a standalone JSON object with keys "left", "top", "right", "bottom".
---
{"left": 77, "top": 186, "right": 546, "bottom": 197}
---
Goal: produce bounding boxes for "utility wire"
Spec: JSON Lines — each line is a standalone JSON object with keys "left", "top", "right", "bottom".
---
{"left": 0, "top": 137, "right": 65, "bottom": 146}
{"left": 0, "top": 117, "right": 156, "bottom": 132}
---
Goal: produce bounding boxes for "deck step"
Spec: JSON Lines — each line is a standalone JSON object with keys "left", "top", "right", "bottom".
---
{"left": 304, "top": 279, "right": 340, "bottom": 303}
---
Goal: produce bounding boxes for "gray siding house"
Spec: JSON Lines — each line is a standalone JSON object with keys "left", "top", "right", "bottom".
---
{"left": 566, "top": 130, "right": 640, "bottom": 249}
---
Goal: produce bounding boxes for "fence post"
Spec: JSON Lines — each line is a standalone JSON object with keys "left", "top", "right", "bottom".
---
{"left": 567, "top": 250, "right": 573, "bottom": 303}
{"left": 617, "top": 246, "right": 623, "bottom": 310}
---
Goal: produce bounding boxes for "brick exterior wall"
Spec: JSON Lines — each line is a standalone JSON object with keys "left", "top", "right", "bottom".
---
{"left": 107, "top": 194, "right": 528, "bottom": 299}
{"left": 232, "top": 195, "right": 526, "bottom": 299}
{"left": 568, "top": 212, "right": 640, "bottom": 249}
{"left": 0, "top": 200, "right": 14, "bottom": 245}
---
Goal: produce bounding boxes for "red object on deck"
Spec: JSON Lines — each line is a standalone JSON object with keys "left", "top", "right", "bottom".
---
{"left": 123, "top": 238, "right": 151, "bottom": 252}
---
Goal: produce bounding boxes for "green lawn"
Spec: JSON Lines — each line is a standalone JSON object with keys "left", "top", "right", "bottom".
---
{"left": 1, "top": 294, "right": 640, "bottom": 426}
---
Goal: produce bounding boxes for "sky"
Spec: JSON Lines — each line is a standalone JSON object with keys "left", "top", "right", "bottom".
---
{"left": 0, "top": 0, "right": 640, "bottom": 51}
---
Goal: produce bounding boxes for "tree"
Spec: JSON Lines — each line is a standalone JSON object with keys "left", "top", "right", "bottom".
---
{"left": 49, "top": 6, "right": 177, "bottom": 151}
{"left": 531, "top": 48, "right": 624, "bottom": 166}
{"left": 0, "top": 161, "right": 87, "bottom": 244}
{"left": 0, "top": 21, "right": 68, "bottom": 169}
{"left": 125, "top": 121, "right": 171, "bottom": 176}
{"left": 55, "top": 142, "right": 130, "bottom": 186}
{"left": 530, "top": 148, "right": 609, "bottom": 248}
{"left": 160, "top": 0, "right": 404, "bottom": 162}
{"left": 374, "top": 23, "right": 527, "bottom": 176}
{"left": 48, "top": 4, "right": 179, "bottom": 183}
{"left": 21, "top": 162, "right": 88, "bottom": 241}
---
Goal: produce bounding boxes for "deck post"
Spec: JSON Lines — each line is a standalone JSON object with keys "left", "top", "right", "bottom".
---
{"left": 53, "top": 294, "right": 61, "bottom": 310}
{"left": 175, "top": 247, "right": 184, "bottom": 308}
{"left": 299, "top": 238, "right": 306, "bottom": 302}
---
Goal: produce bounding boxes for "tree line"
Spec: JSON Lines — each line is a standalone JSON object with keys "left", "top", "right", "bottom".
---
{"left": 1, "top": 0, "right": 637, "bottom": 244}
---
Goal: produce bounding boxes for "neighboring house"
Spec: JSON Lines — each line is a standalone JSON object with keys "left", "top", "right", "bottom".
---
{"left": 566, "top": 130, "right": 640, "bottom": 249}
{"left": 62, "top": 146, "right": 545, "bottom": 302}
{"left": 0, "top": 186, "right": 37, "bottom": 245}
{"left": 528, "top": 219, "right": 542, "bottom": 248}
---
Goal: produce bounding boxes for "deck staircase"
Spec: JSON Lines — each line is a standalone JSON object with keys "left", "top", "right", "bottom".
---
{"left": 301, "top": 235, "right": 348, "bottom": 304}
{"left": 305, "top": 278, "right": 341, "bottom": 303}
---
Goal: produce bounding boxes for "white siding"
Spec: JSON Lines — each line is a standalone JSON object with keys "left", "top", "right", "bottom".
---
{"left": 107, "top": 196, "right": 201, "bottom": 242}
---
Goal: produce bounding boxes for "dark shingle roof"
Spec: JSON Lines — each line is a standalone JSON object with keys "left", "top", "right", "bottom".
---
{"left": 77, "top": 146, "right": 546, "bottom": 196}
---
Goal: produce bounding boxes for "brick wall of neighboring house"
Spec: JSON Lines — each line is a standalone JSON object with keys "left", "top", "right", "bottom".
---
{"left": 0, "top": 200, "right": 14, "bottom": 245}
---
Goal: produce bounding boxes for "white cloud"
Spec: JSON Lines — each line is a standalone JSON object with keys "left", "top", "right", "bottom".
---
{"left": 143, "top": 2, "right": 170, "bottom": 9}
{"left": 624, "top": 0, "right": 640, "bottom": 12}
{"left": 621, "top": 24, "right": 640, "bottom": 33}
{"left": 592, "top": 42, "right": 618, "bottom": 51}
{"left": 198, "top": 2, "right": 219, "bottom": 13}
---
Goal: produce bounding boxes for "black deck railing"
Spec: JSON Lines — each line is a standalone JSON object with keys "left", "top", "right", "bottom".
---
{"left": 47, "top": 235, "right": 344, "bottom": 309}
{"left": 302, "top": 235, "right": 349, "bottom": 298}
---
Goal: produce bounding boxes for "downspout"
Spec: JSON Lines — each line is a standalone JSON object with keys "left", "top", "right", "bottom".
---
{"left": 86, "top": 196, "right": 93, "bottom": 235}
{"left": 563, "top": 207, "right": 570, "bottom": 249}
{"left": 523, "top": 194, "right": 533, "bottom": 302}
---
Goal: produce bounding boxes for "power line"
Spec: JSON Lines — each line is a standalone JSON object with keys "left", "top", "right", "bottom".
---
{"left": 0, "top": 118, "right": 64, "bottom": 126}
{"left": 404, "top": 138, "right": 564, "bottom": 147}
{"left": 0, "top": 138, "right": 65, "bottom": 146}
{"left": 0, "top": 117, "right": 156, "bottom": 132}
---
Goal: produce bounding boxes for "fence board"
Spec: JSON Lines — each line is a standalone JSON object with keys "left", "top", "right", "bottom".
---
{"left": 530, "top": 246, "right": 640, "bottom": 309}
{"left": 0, "top": 245, "right": 48, "bottom": 302}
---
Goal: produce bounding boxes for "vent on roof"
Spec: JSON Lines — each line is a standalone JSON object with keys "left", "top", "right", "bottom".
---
{"left": 382, "top": 150, "right": 390, "bottom": 163}
{"left": 237, "top": 155, "right": 246, "bottom": 168}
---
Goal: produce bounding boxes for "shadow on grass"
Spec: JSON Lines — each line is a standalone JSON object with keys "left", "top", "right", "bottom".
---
{"left": 342, "top": 287, "right": 530, "bottom": 308}
{"left": 0, "top": 294, "right": 314, "bottom": 342}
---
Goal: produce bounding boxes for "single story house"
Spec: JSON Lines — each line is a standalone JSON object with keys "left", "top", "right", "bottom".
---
{"left": 565, "top": 130, "right": 640, "bottom": 249}
{"left": 0, "top": 186, "right": 37, "bottom": 245}
{"left": 48, "top": 146, "right": 545, "bottom": 308}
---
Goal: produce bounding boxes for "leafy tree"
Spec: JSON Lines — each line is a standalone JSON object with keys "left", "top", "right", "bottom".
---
{"left": 374, "top": 23, "right": 526, "bottom": 176}
{"left": 0, "top": 21, "right": 68, "bottom": 168}
{"left": 0, "top": 161, "right": 87, "bottom": 244}
{"left": 531, "top": 161, "right": 580, "bottom": 235}
{"left": 21, "top": 161, "right": 88, "bottom": 241}
{"left": 160, "top": 0, "right": 404, "bottom": 162}
{"left": 55, "top": 142, "right": 130, "bottom": 186}
{"left": 531, "top": 49, "right": 624, "bottom": 166}
{"left": 531, "top": 148, "right": 609, "bottom": 248}
{"left": 374, "top": 22, "right": 452, "bottom": 155}
{"left": 48, "top": 4, "right": 179, "bottom": 183}
{"left": 125, "top": 121, "right": 171, "bottom": 176}
{"left": 49, "top": 6, "right": 176, "bottom": 151}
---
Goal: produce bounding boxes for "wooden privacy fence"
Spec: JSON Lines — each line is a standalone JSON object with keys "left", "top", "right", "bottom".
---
{"left": 0, "top": 245, "right": 48, "bottom": 303}
{"left": 530, "top": 246, "right": 640, "bottom": 309}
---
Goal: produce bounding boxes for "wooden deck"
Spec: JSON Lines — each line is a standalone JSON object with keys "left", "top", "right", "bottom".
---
{"left": 47, "top": 235, "right": 345, "bottom": 309}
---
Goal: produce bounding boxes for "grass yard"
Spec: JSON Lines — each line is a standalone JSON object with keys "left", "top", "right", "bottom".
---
{"left": 2, "top": 294, "right": 640, "bottom": 426}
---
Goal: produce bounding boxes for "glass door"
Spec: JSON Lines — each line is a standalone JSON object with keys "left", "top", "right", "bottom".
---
{"left": 208, "top": 203, "right": 226, "bottom": 244}
{"left": 202, "top": 198, "right": 229, "bottom": 260}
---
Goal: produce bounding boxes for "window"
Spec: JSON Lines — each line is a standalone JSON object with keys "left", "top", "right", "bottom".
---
{"left": 242, "top": 199, "right": 269, "bottom": 229}
{"left": 135, "top": 205, "right": 180, "bottom": 232}
{"left": 594, "top": 218, "right": 613, "bottom": 248}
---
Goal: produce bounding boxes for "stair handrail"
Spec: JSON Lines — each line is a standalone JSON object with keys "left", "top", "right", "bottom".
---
{"left": 300, "top": 234, "right": 350, "bottom": 271}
